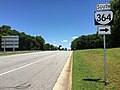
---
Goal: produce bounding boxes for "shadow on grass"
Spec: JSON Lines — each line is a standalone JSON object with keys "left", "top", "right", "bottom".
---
{"left": 83, "top": 78, "right": 104, "bottom": 83}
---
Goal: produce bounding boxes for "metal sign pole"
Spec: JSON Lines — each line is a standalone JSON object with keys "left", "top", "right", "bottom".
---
{"left": 103, "top": 35, "right": 107, "bottom": 85}
{"left": 13, "top": 40, "right": 15, "bottom": 52}
{"left": 95, "top": 3, "right": 113, "bottom": 86}
{"left": 4, "top": 37, "right": 6, "bottom": 54}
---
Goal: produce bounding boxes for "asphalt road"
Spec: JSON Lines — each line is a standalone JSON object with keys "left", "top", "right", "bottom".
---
{"left": 0, "top": 51, "right": 71, "bottom": 90}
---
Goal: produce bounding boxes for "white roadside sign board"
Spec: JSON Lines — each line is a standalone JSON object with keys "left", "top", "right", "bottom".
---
{"left": 1, "top": 36, "right": 19, "bottom": 48}
{"left": 96, "top": 3, "right": 111, "bottom": 11}
{"left": 98, "top": 26, "right": 111, "bottom": 35}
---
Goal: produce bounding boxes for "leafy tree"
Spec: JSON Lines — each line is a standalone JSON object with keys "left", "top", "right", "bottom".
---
{"left": 35, "top": 36, "right": 45, "bottom": 50}
{"left": 58, "top": 45, "right": 62, "bottom": 50}
{"left": 0, "top": 25, "right": 45, "bottom": 51}
{"left": 110, "top": 0, "right": 120, "bottom": 47}
{"left": 43, "top": 43, "right": 58, "bottom": 50}
{"left": 71, "top": 34, "right": 103, "bottom": 50}
{"left": 44, "top": 43, "right": 51, "bottom": 50}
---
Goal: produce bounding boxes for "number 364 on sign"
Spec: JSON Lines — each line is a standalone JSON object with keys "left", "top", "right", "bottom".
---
{"left": 94, "top": 11, "right": 113, "bottom": 25}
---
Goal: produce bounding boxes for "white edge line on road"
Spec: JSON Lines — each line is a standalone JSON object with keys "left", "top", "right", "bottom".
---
{"left": 0, "top": 54, "right": 57, "bottom": 76}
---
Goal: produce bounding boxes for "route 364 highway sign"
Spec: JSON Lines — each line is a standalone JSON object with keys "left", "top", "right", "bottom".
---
{"left": 94, "top": 11, "right": 113, "bottom": 25}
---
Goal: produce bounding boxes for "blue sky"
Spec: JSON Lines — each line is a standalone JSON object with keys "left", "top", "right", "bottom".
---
{"left": 0, "top": 0, "right": 110, "bottom": 49}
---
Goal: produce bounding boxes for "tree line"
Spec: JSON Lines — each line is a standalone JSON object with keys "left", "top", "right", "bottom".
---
{"left": 71, "top": 0, "right": 120, "bottom": 50}
{"left": 71, "top": 34, "right": 103, "bottom": 50}
{"left": 0, "top": 25, "right": 61, "bottom": 51}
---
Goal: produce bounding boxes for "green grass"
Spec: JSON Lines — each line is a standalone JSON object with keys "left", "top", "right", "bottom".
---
{"left": 72, "top": 48, "right": 120, "bottom": 90}
{"left": 0, "top": 51, "right": 33, "bottom": 57}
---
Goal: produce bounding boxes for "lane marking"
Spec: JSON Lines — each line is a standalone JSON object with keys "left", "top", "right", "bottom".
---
{"left": 0, "top": 54, "right": 58, "bottom": 76}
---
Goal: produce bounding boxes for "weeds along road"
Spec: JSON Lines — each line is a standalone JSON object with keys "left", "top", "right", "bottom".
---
{"left": 0, "top": 51, "right": 71, "bottom": 90}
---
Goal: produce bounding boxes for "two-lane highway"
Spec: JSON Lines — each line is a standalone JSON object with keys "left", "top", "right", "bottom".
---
{"left": 0, "top": 51, "right": 71, "bottom": 90}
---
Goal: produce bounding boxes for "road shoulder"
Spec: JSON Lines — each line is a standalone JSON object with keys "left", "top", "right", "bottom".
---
{"left": 53, "top": 51, "right": 73, "bottom": 90}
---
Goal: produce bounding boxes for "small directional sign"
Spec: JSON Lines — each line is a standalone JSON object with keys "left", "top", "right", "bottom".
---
{"left": 98, "top": 26, "right": 111, "bottom": 35}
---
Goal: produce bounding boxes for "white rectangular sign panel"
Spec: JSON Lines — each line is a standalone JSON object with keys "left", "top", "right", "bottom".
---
{"left": 1, "top": 36, "right": 19, "bottom": 48}
{"left": 96, "top": 3, "right": 111, "bottom": 11}
{"left": 98, "top": 26, "right": 111, "bottom": 35}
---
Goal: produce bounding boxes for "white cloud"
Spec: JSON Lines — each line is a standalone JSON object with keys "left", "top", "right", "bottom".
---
{"left": 61, "top": 40, "right": 68, "bottom": 43}
{"left": 72, "top": 36, "right": 78, "bottom": 39}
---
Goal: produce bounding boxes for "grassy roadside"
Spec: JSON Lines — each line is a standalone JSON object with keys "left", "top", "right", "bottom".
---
{"left": 0, "top": 51, "right": 33, "bottom": 57}
{"left": 72, "top": 48, "right": 120, "bottom": 90}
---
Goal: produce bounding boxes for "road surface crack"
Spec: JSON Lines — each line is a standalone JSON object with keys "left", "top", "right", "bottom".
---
{"left": 0, "top": 83, "right": 31, "bottom": 90}
{"left": 15, "top": 83, "right": 31, "bottom": 89}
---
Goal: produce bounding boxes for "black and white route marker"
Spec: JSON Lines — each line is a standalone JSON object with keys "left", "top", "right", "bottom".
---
{"left": 94, "top": 11, "right": 113, "bottom": 25}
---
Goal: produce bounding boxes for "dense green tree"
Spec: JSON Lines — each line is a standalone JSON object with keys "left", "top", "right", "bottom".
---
{"left": 35, "top": 36, "right": 45, "bottom": 50}
{"left": 44, "top": 43, "right": 51, "bottom": 50}
{"left": 43, "top": 43, "right": 58, "bottom": 50}
{"left": 58, "top": 45, "right": 62, "bottom": 50}
{"left": 0, "top": 25, "right": 59, "bottom": 51}
{"left": 0, "top": 25, "right": 45, "bottom": 50}
{"left": 71, "top": 34, "right": 103, "bottom": 50}
{"left": 110, "top": 0, "right": 120, "bottom": 47}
